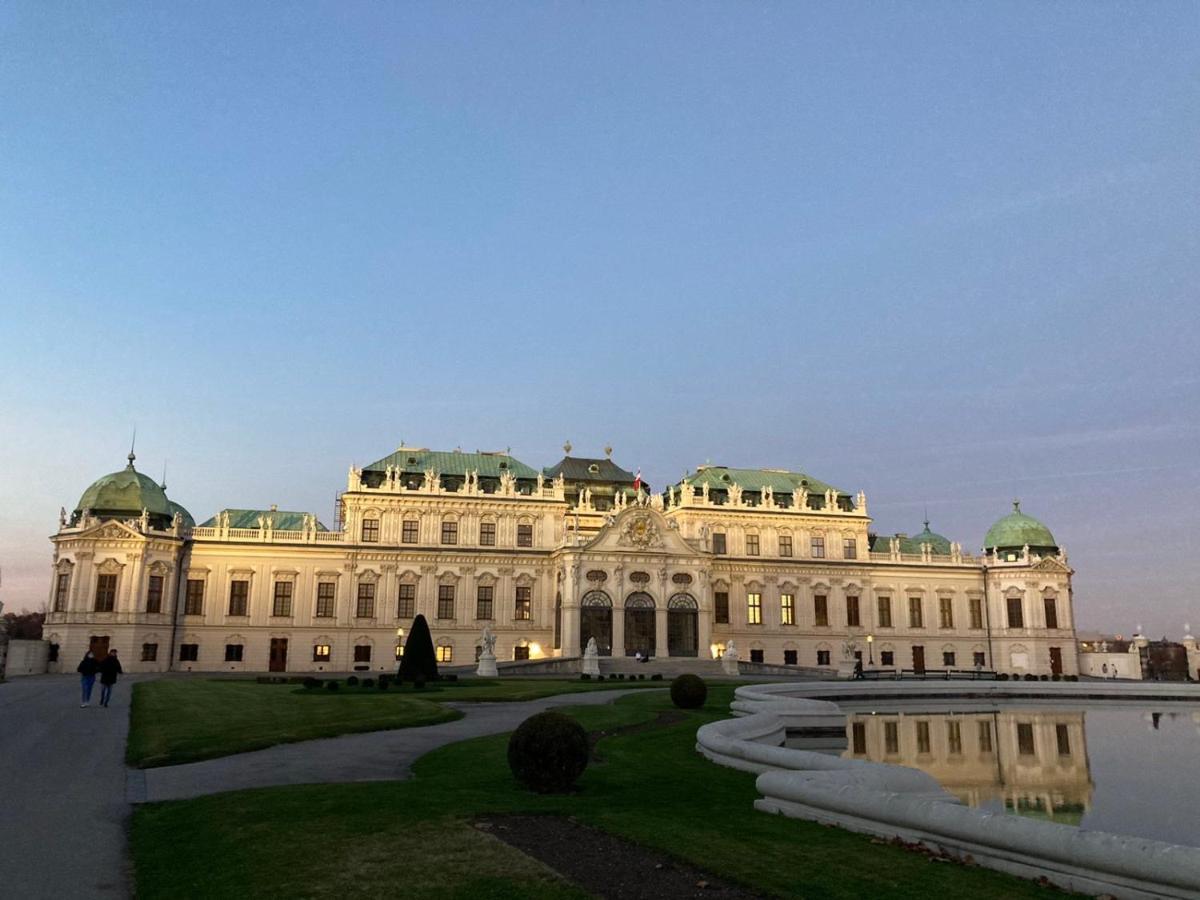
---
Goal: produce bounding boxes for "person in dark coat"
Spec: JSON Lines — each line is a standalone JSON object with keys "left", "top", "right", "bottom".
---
{"left": 97, "top": 649, "right": 123, "bottom": 708}
{"left": 77, "top": 651, "right": 99, "bottom": 708}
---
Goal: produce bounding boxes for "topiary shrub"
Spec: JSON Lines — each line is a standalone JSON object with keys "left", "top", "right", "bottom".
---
{"left": 670, "top": 674, "right": 707, "bottom": 709}
{"left": 399, "top": 614, "right": 439, "bottom": 683}
{"left": 1024, "top": 673, "right": 1038, "bottom": 682}
{"left": 997, "top": 672, "right": 1009, "bottom": 681}
{"left": 1066, "top": 674, "right": 1079, "bottom": 682}
{"left": 1051, "top": 673, "right": 1062, "bottom": 681}
{"left": 303, "top": 676, "right": 321, "bottom": 690}
{"left": 326, "top": 680, "right": 340, "bottom": 691}
{"left": 597, "top": 674, "right": 606, "bottom": 681}
{"left": 580, "top": 673, "right": 592, "bottom": 681}
{"left": 507, "top": 710, "right": 590, "bottom": 794}
{"left": 346, "top": 675, "right": 359, "bottom": 686}
{"left": 1039, "top": 674, "right": 1049, "bottom": 681}
{"left": 651, "top": 673, "right": 663, "bottom": 681}
{"left": 362, "top": 677, "right": 375, "bottom": 688}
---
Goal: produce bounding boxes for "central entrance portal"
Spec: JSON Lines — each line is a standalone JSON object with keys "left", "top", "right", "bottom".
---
{"left": 579, "top": 590, "right": 612, "bottom": 656}
{"left": 667, "top": 594, "right": 698, "bottom": 657}
{"left": 624, "top": 592, "right": 655, "bottom": 657}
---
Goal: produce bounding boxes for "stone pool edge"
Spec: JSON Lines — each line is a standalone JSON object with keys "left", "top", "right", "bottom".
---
{"left": 696, "top": 681, "right": 1200, "bottom": 900}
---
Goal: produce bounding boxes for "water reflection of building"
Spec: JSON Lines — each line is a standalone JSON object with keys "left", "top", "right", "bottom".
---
{"left": 843, "top": 711, "right": 1093, "bottom": 824}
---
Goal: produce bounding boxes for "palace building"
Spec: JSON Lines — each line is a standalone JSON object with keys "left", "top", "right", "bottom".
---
{"left": 43, "top": 443, "right": 1079, "bottom": 676}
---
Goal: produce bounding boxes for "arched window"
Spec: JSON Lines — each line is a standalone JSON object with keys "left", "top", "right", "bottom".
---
{"left": 581, "top": 590, "right": 612, "bottom": 608}
{"left": 625, "top": 592, "right": 654, "bottom": 609}
{"left": 668, "top": 593, "right": 697, "bottom": 609}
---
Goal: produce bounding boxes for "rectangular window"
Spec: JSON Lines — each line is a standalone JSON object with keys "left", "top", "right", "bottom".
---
{"left": 184, "top": 578, "right": 204, "bottom": 616}
{"left": 141, "top": 642, "right": 158, "bottom": 662}
{"left": 1044, "top": 597, "right": 1059, "bottom": 629}
{"left": 54, "top": 573, "right": 70, "bottom": 611}
{"left": 779, "top": 535, "right": 793, "bottom": 557}
{"left": 1017, "top": 723, "right": 1035, "bottom": 755}
{"left": 714, "top": 591, "right": 729, "bottom": 624}
{"left": 783, "top": 649, "right": 797, "bottom": 665}
{"left": 978, "top": 720, "right": 993, "bottom": 753}
{"left": 1007, "top": 597, "right": 1024, "bottom": 628}
{"left": 361, "top": 518, "right": 380, "bottom": 543}
{"left": 745, "top": 534, "right": 759, "bottom": 556}
{"left": 969, "top": 597, "right": 983, "bottom": 630}
{"left": 228, "top": 580, "right": 248, "bottom": 616}
{"left": 1055, "top": 723, "right": 1071, "bottom": 756}
{"left": 916, "top": 721, "right": 931, "bottom": 754}
{"left": 947, "top": 720, "right": 962, "bottom": 755}
{"left": 436, "top": 644, "right": 453, "bottom": 663}
{"left": 95, "top": 574, "right": 118, "bottom": 612}
{"left": 846, "top": 596, "right": 860, "bottom": 628}
{"left": 224, "top": 644, "right": 244, "bottom": 662}
{"left": 746, "top": 592, "right": 762, "bottom": 625}
{"left": 817, "top": 649, "right": 831, "bottom": 666}
{"left": 476, "top": 585, "right": 494, "bottom": 620}
{"left": 712, "top": 533, "right": 727, "bottom": 554}
{"left": 272, "top": 581, "right": 293, "bottom": 617}
{"left": 884, "top": 721, "right": 899, "bottom": 754}
{"left": 145, "top": 575, "right": 164, "bottom": 613}
{"left": 973, "top": 651, "right": 986, "bottom": 667}
{"left": 354, "top": 644, "right": 371, "bottom": 663}
{"left": 908, "top": 596, "right": 923, "bottom": 629}
{"left": 810, "top": 536, "right": 825, "bottom": 558}
{"left": 479, "top": 521, "right": 496, "bottom": 546}
{"left": 943, "top": 651, "right": 956, "bottom": 667}
{"left": 397, "top": 584, "right": 415, "bottom": 619}
{"left": 852, "top": 721, "right": 866, "bottom": 755}
{"left": 843, "top": 538, "right": 857, "bottom": 559}
{"left": 315, "top": 582, "right": 335, "bottom": 617}
{"left": 515, "top": 586, "right": 532, "bottom": 620}
{"left": 881, "top": 650, "right": 895, "bottom": 666}
{"left": 514, "top": 645, "right": 530, "bottom": 661}
{"left": 877, "top": 596, "right": 892, "bottom": 627}
{"left": 780, "top": 593, "right": 795, "bottom": 626}
{"left": 437, "top": 584, "right": 455, "bottom": 620}
{"left": 939, "top": 596, "right": 953, "bottom": 629}
{"left": 179, "top": 643, "right": 199, "bottom": 662}
{"left": 356, "top": 582, "right": 376, "bottom": 618}
{"left": 813, "top": 594, "right": 828, "bottom": 627}
{"left": 749, "top": 648, "right": 764, "bottom": 663}
{"left": 401, "top": 519, "right": 419, "bottom": 544}
{"left": 516, "top": 523, "right": 533, "bottom": 547}
{"left": 441, "top": 520, "right": 458, "bottom": 545}
{"left": 313, "top": 644, "right": 331, "bottom": 662}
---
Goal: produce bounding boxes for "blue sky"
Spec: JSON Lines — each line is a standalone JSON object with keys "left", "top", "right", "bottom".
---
{"left": 1, "top": 2, "right": 1197, "bottom": 634}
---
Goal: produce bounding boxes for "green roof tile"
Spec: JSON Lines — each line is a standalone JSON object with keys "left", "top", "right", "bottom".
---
{"left": 199, "top": 509, "right": 328, "bottom": 531}
{"left": 362, "top": 447, "right": 539, "bottom": 480}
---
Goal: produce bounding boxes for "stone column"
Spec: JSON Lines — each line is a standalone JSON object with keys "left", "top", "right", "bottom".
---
{"left": 654, "top": 606, "right": 669, "bottom": 658}
{"left": 612, "top": 603, "right": 626, "bottom": 657}
{"left": 697, "top": 571, "right": 712, "bottom": 658}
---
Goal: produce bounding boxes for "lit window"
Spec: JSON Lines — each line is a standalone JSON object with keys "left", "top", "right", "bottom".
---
{"left": 437, "top": 584, "right": 455, "bottom": 620}
{"left": 436, "top": 643, "right": 453, "bottom": 663}
{"left": 313, "top": 644, "right": 331, "bottom": 662}
{"left": 810, "top": 536, "right": 825, "bottom": 558}
{"left": 746, "top": 592, "right": 762, "bottom": 625}
{"left": 316, "top": 582, "right": 335, "bottom": 617}
{"left": 401, "top": 519, "right": 419, "bottom": 543}
{"left": 361, "top": 518, "right": 380, "bottom": 543}
{"left": 272, "top": 581, "right": 293, "bottom": 617}
{"left": 356, "top": 582, "right": 376, "bottom": 618}
{"left": 745, "top": 534, "right": 759, "bottom": 556}
{"left": 778, "top": 535, "right": 792, "bottom": 557}
{"left": 780, "top": 593, "right": 795, "bottom": 626}
{"left": 814, "top": 594, "right": 828, "bottom": 627}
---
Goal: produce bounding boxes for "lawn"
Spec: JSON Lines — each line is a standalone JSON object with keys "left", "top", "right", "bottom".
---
{"left": 127, "top": 676, "right": 661, "bottom": 768}
{"left": 131, "top": 686, "right": 1069, "bottom": 900}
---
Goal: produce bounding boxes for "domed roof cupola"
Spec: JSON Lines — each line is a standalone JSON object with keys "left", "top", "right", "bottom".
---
{"left": 72, "top": 450, "right": 180, "bottom": 528}
{"left": 984, "top": 500, "right": 1057, "bottom": 554}
{"left": 908, "top": 520, "right": 952, "bottom": 555}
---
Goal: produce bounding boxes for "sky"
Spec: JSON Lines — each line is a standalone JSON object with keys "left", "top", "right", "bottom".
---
{"left": 1, "top": 2, "right": 1197, "bottom": 635}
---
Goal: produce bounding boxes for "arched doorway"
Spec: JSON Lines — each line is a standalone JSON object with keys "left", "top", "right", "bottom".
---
{"left": 624, "top": 592, "right": 655, "bottom": 657}
{"left": 580, "top": 590, "right": 612, "bottom": 656}
{"left": 667, "top": 593, "right": 698, "bottom": 657}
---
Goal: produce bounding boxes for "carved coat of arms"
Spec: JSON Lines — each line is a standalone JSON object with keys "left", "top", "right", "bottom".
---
{"left": 617, "top": 512, "right": 664, "bottom": 549}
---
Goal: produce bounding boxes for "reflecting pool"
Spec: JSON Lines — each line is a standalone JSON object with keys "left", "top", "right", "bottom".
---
{"left": 796, "top": 704, "right": 1200, "bottom": 847}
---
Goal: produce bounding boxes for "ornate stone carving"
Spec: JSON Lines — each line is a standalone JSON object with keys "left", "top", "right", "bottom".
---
{"left": 617, "top": 512, "right": 664, "bottom": 549}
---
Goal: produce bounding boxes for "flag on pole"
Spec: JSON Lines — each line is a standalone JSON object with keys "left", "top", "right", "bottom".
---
{"left": 633, "top": 468, "right": 642, "bottom": 492}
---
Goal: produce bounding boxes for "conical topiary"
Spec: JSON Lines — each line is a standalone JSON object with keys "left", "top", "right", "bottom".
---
{"left": 398, "top": 614, "right": 439, "bottom": 683}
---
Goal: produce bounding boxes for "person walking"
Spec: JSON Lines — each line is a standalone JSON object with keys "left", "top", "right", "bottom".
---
{"left": 97, "top": 649, "right": 123, "bottom": 708}
{"left": 77, "top": 650, "right": 99, "bottom": 708}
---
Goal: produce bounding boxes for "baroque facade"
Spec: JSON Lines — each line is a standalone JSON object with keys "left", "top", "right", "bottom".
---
{"left": 44, "top": 444, "right": 1079, "bottom": 676}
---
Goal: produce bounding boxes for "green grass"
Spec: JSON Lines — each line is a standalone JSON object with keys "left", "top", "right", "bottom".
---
{"left": 131, "top": 686, "right": 1068, "bottom": 899}
{"left": 127, "top": 677, "right": 660, "bottom": 768}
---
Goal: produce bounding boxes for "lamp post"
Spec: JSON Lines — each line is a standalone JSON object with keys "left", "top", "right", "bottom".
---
{"left": 395, "top": 627, "right": 405, "bottom": 664}
{"left": 867, "top": 633, "right": 875, "bottom": 666}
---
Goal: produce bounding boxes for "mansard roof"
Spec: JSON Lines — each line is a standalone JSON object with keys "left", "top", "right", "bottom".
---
{"left": 362, "top": 447, "right": 540, "bottom": 480}
{"left": 680, "top": 465, "right": 844, "bottom": 497}
{"left": 200, "top": 508, "right": 329, "bottom": 531}
{"left": 542, "top": 456, "right": 638, "bottom": 484}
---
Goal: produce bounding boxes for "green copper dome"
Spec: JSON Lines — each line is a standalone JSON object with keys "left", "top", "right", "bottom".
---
{"left": 167, "top": 500, "right": 195, "bottom": 528}
{"left": 984, "top": 501, "right": 1057, "bottom": 552}
{"left": 73, "top": 453, "right": 174, "bottom": 526}
{"left": 905, "top": 522, "right": 952, "bottom": 555}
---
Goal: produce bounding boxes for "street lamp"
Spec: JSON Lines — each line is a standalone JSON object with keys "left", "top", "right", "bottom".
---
{"left": 395, "top": 627, "right": 405, "bottom": 661}
{"left": 866, "top": 633, "right": 875, "bottom": 666}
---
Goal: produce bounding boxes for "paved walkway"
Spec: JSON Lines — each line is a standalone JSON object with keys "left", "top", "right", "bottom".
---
{"left": 0, "top": 673, "right": 143, "bottom": 900}
{"left": 136, "top": 688, "right": 647, "bottom": 802}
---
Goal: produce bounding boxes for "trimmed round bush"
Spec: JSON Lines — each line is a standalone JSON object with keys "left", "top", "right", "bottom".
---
{"left": 346, "top": 675, "right": 359, "bottom": 686}
{"left": 326, "top": 680, "right": 340, "bottom": 691}
{"left": 302, "top": 676, "right": 321, "bottom": 690}
{"left": 1024, "top": 673, "right": 1038, "bottom": 682}
{"left": 997, "top": 672, "right": 1009, "bottom": 681}
{"left": 1051, "top": 673, "right": 1062, "bottom": 681}
{"left": 362, "top": 677, "right": 375, "bottom": 688}
{"left": 507, "top": 710, "right": 590, "bottom": 794}
{"left": 670, "top": 674, "right": 707, "bottom": 709}
{"left": 651, "top": 673, "right": 663, "bottom": 681}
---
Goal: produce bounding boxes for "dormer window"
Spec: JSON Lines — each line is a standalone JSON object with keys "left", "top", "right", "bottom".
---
{"left": 588, "top": 463, "right": 600, "bottom": 474}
